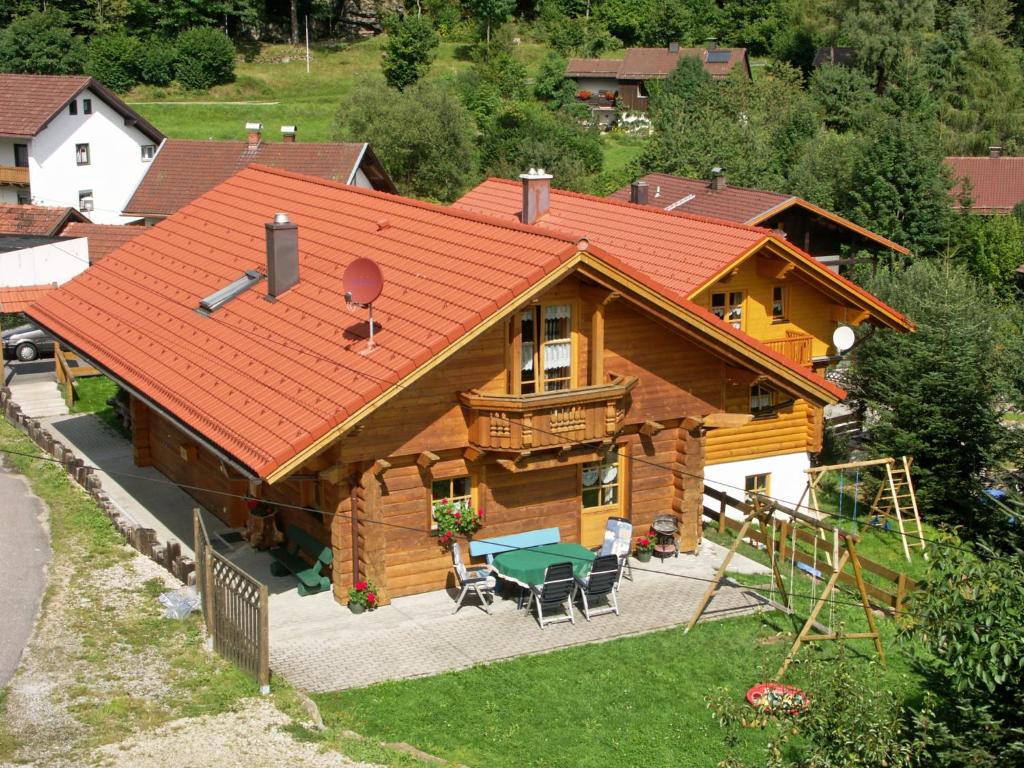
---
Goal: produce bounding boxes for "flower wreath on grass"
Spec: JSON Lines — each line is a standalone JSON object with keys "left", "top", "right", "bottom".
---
{"left": 348, "top": 579, "right": 378, "bottom": 610}
{"left": 433, "top": 498, "right": 483, "bottom": 548}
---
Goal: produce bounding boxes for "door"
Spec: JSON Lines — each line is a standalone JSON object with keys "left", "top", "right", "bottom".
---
{"left": 580, "top": 452, "right": 624, "bottom": 548}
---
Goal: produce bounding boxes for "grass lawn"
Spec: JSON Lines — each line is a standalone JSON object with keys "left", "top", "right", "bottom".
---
{"left": 68, "top": 375, "right": 129, "bottom": 437}
{"left": 600, "top": 132, "right": 646, "bottom": 176}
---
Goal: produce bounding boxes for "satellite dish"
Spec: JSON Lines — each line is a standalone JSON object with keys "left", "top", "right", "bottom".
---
{"left": 833, "top": 325, "right": 856, "bottom": 353}
{"left": 343, "top": 258, "right": 384, "bottom": 306}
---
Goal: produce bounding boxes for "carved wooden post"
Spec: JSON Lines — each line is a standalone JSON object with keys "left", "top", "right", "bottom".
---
{"left": 356, "top": 462, "right": 391, "bottom": 606}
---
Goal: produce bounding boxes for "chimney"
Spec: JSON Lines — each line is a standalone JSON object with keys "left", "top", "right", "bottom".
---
{"left": 705, "top": 37, "right": 718, "bottom": 50}
{"left": 668, "top": 41, "right": 680, "bottom": 53}
{"left": 710, "top": 166, "right": 726, "bottom": 191}
{"left": 265, "top": 212, "right": 299, "bottom": 300}
{"left": 989, "top": 145, "right": 1003, "bottom": 158}
{"left": 520, "top": 168, "right": 553, "bottom": 225}
{"left": 246, "top": 121, "right": 263, "bottom": 148}
{"left": 629, "top": 180, "right": 649, "bottom": 205}
{"left": 281, "top": 125, "right": 297, "bottom": 143}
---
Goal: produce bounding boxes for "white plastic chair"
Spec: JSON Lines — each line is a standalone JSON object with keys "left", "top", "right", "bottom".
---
{"left": 451, "top": 541, "right": 495, "bottom": 614}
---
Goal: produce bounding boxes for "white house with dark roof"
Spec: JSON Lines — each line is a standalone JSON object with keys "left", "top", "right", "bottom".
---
{"left": 0, "top": 74, "right": 165, "bottom": 224}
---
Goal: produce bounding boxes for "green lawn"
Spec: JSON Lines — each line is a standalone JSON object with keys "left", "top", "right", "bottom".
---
{"left": 600, "top": 132, "right": 645, "bottom": 176}
{"left": 69, "top": 375, "right": 129, "bottom": 438}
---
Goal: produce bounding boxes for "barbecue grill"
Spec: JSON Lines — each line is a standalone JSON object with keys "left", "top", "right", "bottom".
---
{"left": 651, "top": 514, "right": 679, "bottom": 558}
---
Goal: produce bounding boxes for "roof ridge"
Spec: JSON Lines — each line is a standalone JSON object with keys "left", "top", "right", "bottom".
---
{"left": 245, "top": 165, "right": 585, "bottom": 246}
{"left": 485, "top": 177, "right": 776, "bottom": 236}
{"left": 164, "top": 138, "right": 368, "bottom": 148}
{"left": 638, "top": 172, "right": 793, "bottom": 201}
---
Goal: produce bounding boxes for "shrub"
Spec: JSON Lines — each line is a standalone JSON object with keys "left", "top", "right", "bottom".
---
{"left": 174, "top": 27, "right": 235, "bottom": 90}
{"left": 137, "top": 37, "right": 177, "bottom": 87}
{"left": 381, "top": 13, "right": 439, "bottom": 91}
{"left": 0, "top": 9, "right": 86, "bottom": 75}
{"left": 87, "top": 33, "right": 142, "bottom": 92}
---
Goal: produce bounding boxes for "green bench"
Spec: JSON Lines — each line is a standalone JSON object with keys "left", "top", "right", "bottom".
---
{"left": 269, "top": 526, "right": 332, "bottom": 596}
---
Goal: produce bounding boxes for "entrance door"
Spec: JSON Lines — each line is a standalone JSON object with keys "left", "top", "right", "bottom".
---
{"left": 580, "top": 453, "right": 624, "bottom": 548}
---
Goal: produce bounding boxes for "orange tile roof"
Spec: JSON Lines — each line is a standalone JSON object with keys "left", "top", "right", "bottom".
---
{"left": 60, "top": 222, "right": 146, "bottom": 264}
{"left": 29, "top": 165, "right": 846, "bottom": 481}
{"left": 946, "top": 156, "right": 1024, "bottom": 214}
{"left": 0, "top": 204, "right": 86, "bottom": 236}
{"left": 0, "top": 284, "right": 56, "bottom": 314}
{"left": 454, "top": 178, "right": 912, "bottom": 328}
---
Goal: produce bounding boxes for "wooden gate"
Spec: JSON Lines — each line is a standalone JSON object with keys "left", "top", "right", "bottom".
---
{"left": 193, "top": 509, "right": 270, "bottom": 692}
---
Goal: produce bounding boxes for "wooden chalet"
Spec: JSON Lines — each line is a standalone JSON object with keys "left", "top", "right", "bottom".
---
{"left": 30, "top": 165, "right": 851, "bottom": 607}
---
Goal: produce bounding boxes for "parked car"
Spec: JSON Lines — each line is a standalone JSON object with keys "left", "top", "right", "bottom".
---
{"left": 2, "top": 323, "right": 56, "bottom": 362}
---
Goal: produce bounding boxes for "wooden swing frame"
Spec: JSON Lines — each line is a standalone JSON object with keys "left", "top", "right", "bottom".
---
{"left": 798, "top": 456, "right": 926, "bottom": 563}
{"left": 685, "top": 495, "right": 885, "bottom": 680}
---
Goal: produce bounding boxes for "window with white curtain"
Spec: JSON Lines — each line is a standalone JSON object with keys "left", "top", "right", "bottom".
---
{"left": 519, "top": 303, "right": 573, "bottom": 393}
{"left": 582, "top": 454, "right": 619, "bottom": 508}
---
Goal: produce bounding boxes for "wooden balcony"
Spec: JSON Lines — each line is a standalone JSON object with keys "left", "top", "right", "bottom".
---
{"left": 764, "top": 333, "right": 813, "bottom": 368}
{"left": 0, "top": 166, "right": 29, "bottom": 186}
{"left": 459, "top": 374, "right": 639, "bottom": 453}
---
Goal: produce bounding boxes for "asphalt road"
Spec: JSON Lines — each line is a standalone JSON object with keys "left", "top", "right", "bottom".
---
{"left": 0, "top": 460, "right": 50, "bottom": 688}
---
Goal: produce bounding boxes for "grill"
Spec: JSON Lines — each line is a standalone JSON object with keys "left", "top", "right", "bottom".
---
{"left": 651, "top": 515, "right": 680, "bottom": 558}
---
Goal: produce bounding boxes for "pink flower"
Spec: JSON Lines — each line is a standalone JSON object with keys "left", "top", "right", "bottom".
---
{"left": 355, "top": 580, "right": 367, "bottom": 591}
{"left": 454, "top": 511, "right": 461, "bottom": 519}
{"left": 366, "top": 592, "right": 376, "bottom": 604}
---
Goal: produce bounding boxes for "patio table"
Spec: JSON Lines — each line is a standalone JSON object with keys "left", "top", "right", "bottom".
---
{"left": 489, "top": 542, "right": 595, "bottom": 588}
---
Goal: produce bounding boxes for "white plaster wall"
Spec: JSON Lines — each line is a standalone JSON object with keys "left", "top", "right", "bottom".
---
{"left": 572, "top": 77, "right": 620, "bottom": 95}
{"left": 703, "top": 452, "right": 811, "bottom": 522}
{"left": 0, "top": 137, "right": 30, "bottom": 204}
{"left": 0, "top": 188, "right": 18, "bottom": 205}
{"left": 27, "top": 88, "right": 156, "bottom": 224}
{"left": 352, "top": 166, "right": 372, "bottom": 189}
{"left": 0, "top": 237, "right": 88, "bottom": 286}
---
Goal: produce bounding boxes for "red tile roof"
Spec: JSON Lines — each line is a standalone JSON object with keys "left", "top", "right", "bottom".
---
{"left": 567, "top": 47, "right": 749, "bottom": 82}
{"left": 946, "top": 156, "right": 1024, "bottom": 214}
{"left": 0, "top": 204, "right": 86, "bottom": 236}
{"left": 454, "top": 178, "right": 912, "bottom": 327}
{"left": 609, "top": 173, "right": 908, "bottom": 254}
{"left": 123, "top": 139, "right": 394, "bottom": 217}
{"left": 0, "top": 284, "right": 56, "bottom": 314}
{"left": 29, "top": 165, "right": 846, "bottom": 481}
{"left": 60, "top": 222, "right": 146, "bottom": 264}
{"left": 0, "top": 74, "right": 163, "bottom": 142}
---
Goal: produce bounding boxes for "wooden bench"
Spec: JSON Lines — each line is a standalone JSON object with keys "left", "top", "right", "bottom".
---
{"left": 269, "top": 526, "right": 332, "bottom": 596}
{"left": 469, "top": 527, "right": 561, "bottom": 564}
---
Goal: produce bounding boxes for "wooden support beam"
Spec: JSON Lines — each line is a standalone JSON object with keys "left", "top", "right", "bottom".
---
{"left": 703, "top": 412, "right": 754, "bottom": 429}
{"left": 318, "top": 464, "right": 347, "bottom": 484}
{"left": 756, "top": 254, "right": 796, "bottom": 280}
{"left": 591, "top": 300, "right": 605, "bottom": 386}
{"left": 830, "top": 304, "right": 870, "bottom": 326}
{"left": 371, "top": 458, "right": 391, "bottom": 477}
{"left": 724, "top": 366, "right": 758, "bottom": 386}
{"left": 416, "top": 451, "right": 440, "bottom": 470}
{"left": 680, "top": 415, "right": 703, "bottom": 432}
{"left": 639, "top": 419, "right": 665, "bottom": 437}
{"left": 495, "top": 459, "right": 518, "bottom": 473}
{"left": 463, "top": 446, "right": 484, "bottom": 463}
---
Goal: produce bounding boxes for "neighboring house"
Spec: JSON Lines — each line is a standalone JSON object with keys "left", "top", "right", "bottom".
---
{"left": 454, "top": 174, "right": 912, "bottom": 513}
{"left": 0, "top": 74, "right": 165, "bottom": 224}
{"left": 122, "top": 125, "right": 397, "bottom": 224}
{"left": 30, "top": 164, "right": 850, "bottom": 606}
{"left": 946, "top": 148, "right": 1024, "bottom": 214}
{"left": 566, "top": 41, "right": 751, "bottom": 114}
{"left": 610, "top": 172, "right": 909, "bottom": 269}
{"left": 60, "top": 221, "right": 145, "bottom": 264}
{"left": 0, "top": 233, "right": 89, "bottom": 314}
{"left": 0, "top": 203, "right": 87, "bottom": 236}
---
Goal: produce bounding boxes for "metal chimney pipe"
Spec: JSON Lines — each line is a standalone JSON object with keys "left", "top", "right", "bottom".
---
{"left": 265, "top": 212, "right": 299, "bottom": 300}
{"left": 630, "top": 181, "right": 649, "bottom": 205}
{"left": 246, "top": 121, "right": 263, "bottom": 148}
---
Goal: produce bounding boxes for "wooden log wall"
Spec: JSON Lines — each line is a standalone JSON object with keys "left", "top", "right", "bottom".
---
{"left": 705, "top": 398, "right": 812, "bottom": 465}
{"left": 131, "top": 398, "right": 152, "bottom": 467}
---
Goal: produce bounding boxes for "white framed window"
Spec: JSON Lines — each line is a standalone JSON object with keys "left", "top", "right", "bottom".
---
{"left": 83, "top": 98, "right": 92, "bottom": 115}
{"left": 581, "top": 455, "right": 619, "bottom": 509}
{"left": 771, "top": 285, "right": 786, "bottom": 321}
{"left": 519, "top": 303, "right": 574, "bottom": 394}
{"left": 75, "top": 143, "right": 90, "bottom": 166}
{"left": 78, "top": 189, "right": 94, "bottom": 212}
{"left": 710, "top": 291, "right": 745, "bottom": 329}
{"left": 750, "top": 383, "right": 775, "bottom": 413}
{"left": 431, "top": 476, "right": 473, "bottom": 530}
{"left": 141, "top": 144, "right": 156, "bottom": 161}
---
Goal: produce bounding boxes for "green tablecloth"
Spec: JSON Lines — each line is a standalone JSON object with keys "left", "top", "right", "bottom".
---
{"left": 490, "top": 543, "right": 595, "bottom": 588}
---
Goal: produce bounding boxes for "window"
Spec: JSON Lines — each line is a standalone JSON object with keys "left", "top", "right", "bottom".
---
{"left": 68, "top": 100, "right": 77, "bottom": 115}
{"left": 750, "top": 383, "right": 776, "bottom": 413}
{"left": 141, "top": 144, "right": 156, "bottom": 161}
{"left": 13, "top": 144, "right": 28, "bottom": 168}
{"left": 16, "top": 191, "right": 30, "bottom": 205}
{"left": 431, "top": 476, "right": 472, "bottom": 530}
{"left": 520, "top": 303, "right": 573, "bottom": 393}
{"left": 711, "top": 291, "right": 744, "bottom": 329}
{"left": 745, "top": 473, "right": 770, "bottom": 500}
{"left": 771, "top": 286, "right": 786, "bottom": 321}
{"left": 582, "top": 455, "right": 619, "bottom": 509}
{"left": 75, "top": 143, "right": 90, "bottom": 165}
{"left": 83, "top": 98, "right": 92, "bottom": 115}
{"left": 78, "top": 189, "right": 94, "bottom": 212}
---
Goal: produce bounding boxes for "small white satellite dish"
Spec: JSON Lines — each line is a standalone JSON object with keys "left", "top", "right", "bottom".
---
{"left": 833, "top": 325, "right": 856, "bottom": 353}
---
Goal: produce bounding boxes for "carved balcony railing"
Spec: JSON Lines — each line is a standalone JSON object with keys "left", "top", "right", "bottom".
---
{"left": 764, "top": 333, "right": 813, "bottom": 368}
{"left": 0, "top": 166, "right": 29, "bottom": 186}
{"left": 459, "top": 374, "right": 639, "bottom": 453}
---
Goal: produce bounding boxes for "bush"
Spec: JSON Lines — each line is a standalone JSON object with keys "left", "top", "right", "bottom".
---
{"left": 174, "top": 27, "right": 235, "bottom": 90}
{"left": 137, "top": 37, "right": 177, "bottom": 87}
{"left": 0, "top": 9, "right": 86, "bottom": 75}
{"left": 381, "top": 13, "right": 439, "bottom": 91}
{"left": 86, "top": 33, "right": 143, "bottom": 92}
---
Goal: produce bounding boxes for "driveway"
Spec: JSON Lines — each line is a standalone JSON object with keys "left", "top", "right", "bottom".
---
{"left": 0, "top": 459, "right": 50, "bottom": 687}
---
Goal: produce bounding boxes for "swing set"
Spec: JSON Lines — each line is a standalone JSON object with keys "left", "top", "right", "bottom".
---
{"left": 798, "top": 456, "right": 926, "bottom": 563}
{"left": 686, "top": 495, "right": 885, "bottom": 680}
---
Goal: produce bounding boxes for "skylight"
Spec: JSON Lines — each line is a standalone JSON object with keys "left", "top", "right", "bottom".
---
{"left": 706, "top": 50, "right": 731, "bottom": 63}
{"left": 198, "top": 270, "right": 263, "bottom": 314}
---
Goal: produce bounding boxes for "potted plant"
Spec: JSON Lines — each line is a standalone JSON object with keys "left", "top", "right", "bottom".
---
{"left": 576, "top": 90, "right": 592, "bottom": 101}
{"left": 347, "top": 580, "right": 377, "bottom": 614}
{"left": 433, "top": 498, "right": 483, "bottom": 549}
{"left": 634, "top": 534, "right": 654, "bottom": 562}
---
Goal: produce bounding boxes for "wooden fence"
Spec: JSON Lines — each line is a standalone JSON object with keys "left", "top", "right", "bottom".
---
{"left": 703, "top": 485, "right": 916, "bottom": 615}
{"left": 54, "top": 343, "right": 101, "bottom": 405}
{"left": 193, "top": 509, "right": 270, "bottom": 692}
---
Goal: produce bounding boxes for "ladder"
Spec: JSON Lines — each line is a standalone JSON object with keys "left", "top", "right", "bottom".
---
{"left": 870, "top": 456, "right": 927, "bottom": 562}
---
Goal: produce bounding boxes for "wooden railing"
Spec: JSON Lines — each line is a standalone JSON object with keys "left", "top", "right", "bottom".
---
{"left": 0, "top": 165, "right": 29, "bottom": 185}
{"left": 702, "top": 485, "right": 916, "bottom": 615}
{"left": 193, "top": 509, "right": 270, "bottom": 692}
{"left": 459, "top": 374, "right": 639, "bottom": 452}
{"left": 54, "top": 343, "right": 101, "bottom": 406}
{"left": 764, "top": 333, "right": 814, "bottom": 367}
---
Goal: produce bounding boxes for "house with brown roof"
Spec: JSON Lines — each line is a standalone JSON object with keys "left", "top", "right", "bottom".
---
{"left": 454, "top": 173, "right": 912, "bottom": 520}
{"left": 59, "top": 221, "right": 145, "bottom": 264}
{"left": 946, "top": 148, "right": 1024, "bottom": 214}
{"left": 123, "top": 124, "right": 396, "bottom": 224}
{"left": 0, "top": 74, "right": 164, "bottom": 223}
{"left": 29, "top": 164, "right": 875, "bottom": 607}
{"left": 610, "top": 172, "right": 908, "bottom": 268}
{"left": 0, "top": 203, "right": 87, "bottom": 236}
{"left": 566, "top": 41, "right": 751, "bottom": 114}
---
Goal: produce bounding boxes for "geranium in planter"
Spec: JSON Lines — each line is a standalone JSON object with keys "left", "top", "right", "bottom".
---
{"left": 433, "top": 498, "right": 483, "bottom": 549}
{"left": 634, "top": 534, "right": 654, "bottom": 562}
{"left": 576, "top": 90, "right": 592, "bottom": 100}
{"left": 347, "top": 580, "right": 378, "bottom": 614}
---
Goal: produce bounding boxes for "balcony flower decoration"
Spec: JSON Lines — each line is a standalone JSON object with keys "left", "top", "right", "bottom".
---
{"left": 433, "top": 498, "right": 483, "bottom": 548}
{"left": 347, "top": 579, "right": 378, "bottom": 613}
{"left": 576, "top": 90, "right": 592, "bottom": 100}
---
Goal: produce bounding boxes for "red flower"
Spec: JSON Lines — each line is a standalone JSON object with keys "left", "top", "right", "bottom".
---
{"left": 355, "top": 580, "right": 367, "bottom": 591}
{"left": 477, "top": 509, "right": 484, "bottom": 519}
{"left": 245, "top": 498, "right": 260, "bottom": 511}
{"left": 366, "top": 592, "right": 376, "bottom": 604}
{"left": 454, "top": 511, "right": 461, "bottom": 519}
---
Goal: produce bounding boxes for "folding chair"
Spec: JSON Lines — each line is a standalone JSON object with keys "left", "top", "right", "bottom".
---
{"left": 524, "top": 562, "right": 576, "bottom": 628}
{"left": 451, "top": 541, "right": 495, "bottom": 614}
{"left": 575, "top": 554, "right": 620, "bottom": 621}
{"left": 600, "top": 515, "right": 633, "bottom": 588}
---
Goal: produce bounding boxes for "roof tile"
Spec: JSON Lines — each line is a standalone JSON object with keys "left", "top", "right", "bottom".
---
{"left": 946, "top": 156, "right": 1024, "bottom": 213}
{"left": 60, "top": 222, "right": 146, "bottom": 263}
{"left": 0, "top": 204, "right": 84, "bottom": 236}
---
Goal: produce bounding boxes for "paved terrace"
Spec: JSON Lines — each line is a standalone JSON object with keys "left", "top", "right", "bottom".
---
{"left": 37, "top": 409, "right": 771, "bottom": 694}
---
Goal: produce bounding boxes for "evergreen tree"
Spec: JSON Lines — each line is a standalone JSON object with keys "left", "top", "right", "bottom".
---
{"left": 381, "top": 14, "right": 440, "bottom": 91}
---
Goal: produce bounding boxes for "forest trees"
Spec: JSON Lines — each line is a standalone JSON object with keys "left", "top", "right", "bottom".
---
{"left": 382, "top": 14, "right": 440, "bottom": 91}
